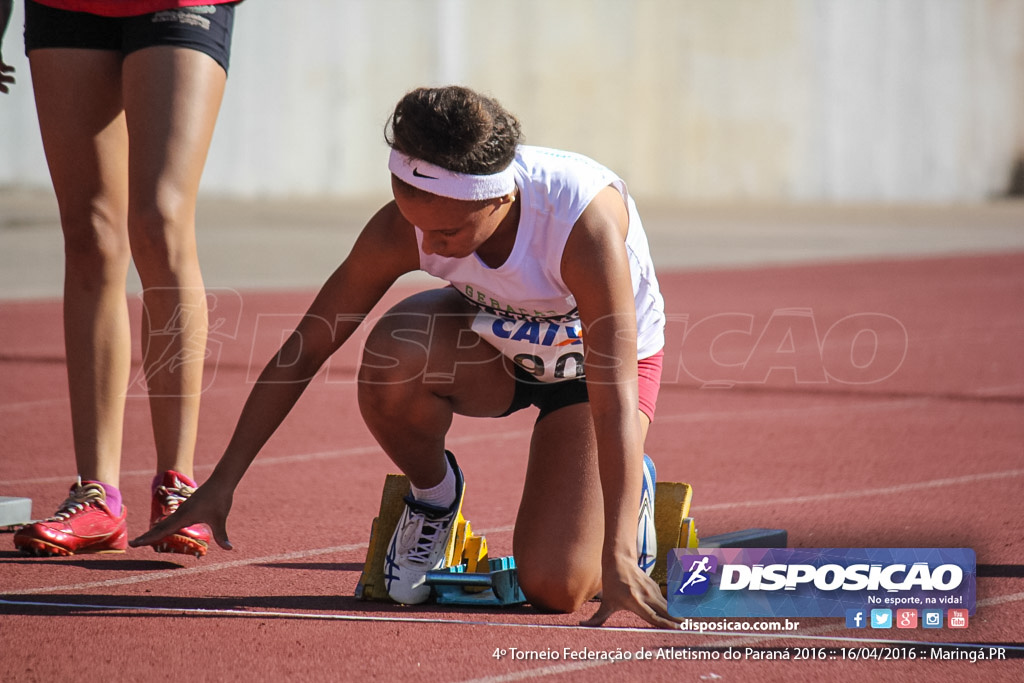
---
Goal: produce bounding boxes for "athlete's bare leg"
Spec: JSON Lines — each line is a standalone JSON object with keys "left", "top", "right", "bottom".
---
{"left": 513, "top": 405, "right": 650, "bottom": 612}
{"left": 29, "top": 48, "right": 130, "bottom": 486}
{"left": 123, "top": 46, "right": 226, "bottom": 479}
{"left": 358, "top": 288, "right": 513, "bottom": 488}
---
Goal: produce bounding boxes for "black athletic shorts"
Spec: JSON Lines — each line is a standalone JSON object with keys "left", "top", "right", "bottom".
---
{"left": 499, "top": 364, "right": 592, "bottom": 423}
{"left": 24, "top": 1, "right": 237, "bottom": 73}
{"left": 499, "top": 350, "right": 663, "bottom": 423}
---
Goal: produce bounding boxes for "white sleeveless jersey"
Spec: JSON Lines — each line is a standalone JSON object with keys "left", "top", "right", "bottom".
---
{"left": 416, "top": 145, "right": 665, "bottom": 383}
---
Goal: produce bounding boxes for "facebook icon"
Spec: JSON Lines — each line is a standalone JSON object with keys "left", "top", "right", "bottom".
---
{"left": 846, "top": 609, "right": 867, "bottom": 629}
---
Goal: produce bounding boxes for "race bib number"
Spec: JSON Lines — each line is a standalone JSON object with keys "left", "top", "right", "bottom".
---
{"left": 472, "top": 312, "right": 585, "bottom": 383}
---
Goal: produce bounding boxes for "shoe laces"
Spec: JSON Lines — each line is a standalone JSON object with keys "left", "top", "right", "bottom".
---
{"left": 398, "top": 507, "right": 454, "bottom": 567}
{"left": 49, "top": 478, "right": 106, "bottom": 521}
{"left": 154, "top": 477, "right": 194, "bottom": 514}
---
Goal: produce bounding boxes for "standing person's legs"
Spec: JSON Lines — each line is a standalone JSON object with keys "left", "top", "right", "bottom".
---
{"left": 29, "top": 48, "right": 131, "bottom": 489}
{"left": 121, "top": 45, "right": 226, "bottom": 482}
{"left": 16, "top": 4, "right": 233, "bottom": 556}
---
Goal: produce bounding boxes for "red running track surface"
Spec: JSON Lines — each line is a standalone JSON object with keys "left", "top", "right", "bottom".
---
{"left": 1, "top": 253, "right": 1022, "bottom": 682}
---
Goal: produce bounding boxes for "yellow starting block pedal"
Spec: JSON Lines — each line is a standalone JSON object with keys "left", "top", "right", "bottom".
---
{"left": 651, "top": 482, "right": 693, "bottom": 586}
{"left": 355, "top": 474, "right": 410, "bottom": 601}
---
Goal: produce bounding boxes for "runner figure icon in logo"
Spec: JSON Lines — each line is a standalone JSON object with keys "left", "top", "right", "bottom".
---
{"left": 679, "top": 556, "right": 713, "bottom": 593}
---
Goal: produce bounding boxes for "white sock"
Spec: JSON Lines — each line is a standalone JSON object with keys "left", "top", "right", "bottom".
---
{"left": 410, "top": 459, "right": 456, "bottom": 509}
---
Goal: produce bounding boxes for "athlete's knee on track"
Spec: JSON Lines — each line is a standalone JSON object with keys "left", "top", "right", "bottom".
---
{"left": 516, "top": 558, "right": 600, "bottom": 615}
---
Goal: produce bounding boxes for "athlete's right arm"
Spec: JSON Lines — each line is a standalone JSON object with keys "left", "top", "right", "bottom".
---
{"left": 130, "top": 202, "right": 420, "bottom": 550}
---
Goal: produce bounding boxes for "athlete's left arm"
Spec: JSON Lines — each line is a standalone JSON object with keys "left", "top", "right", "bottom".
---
{"left": 561, "top": 185, "right": 678, "bottom": 630}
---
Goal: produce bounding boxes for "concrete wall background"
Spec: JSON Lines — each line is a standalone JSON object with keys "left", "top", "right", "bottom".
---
{"left": 1, "top": 0, "right": 1022, "bottom": 201}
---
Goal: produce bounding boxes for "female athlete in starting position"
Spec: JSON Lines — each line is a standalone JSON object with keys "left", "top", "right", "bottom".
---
{"left": 134, "top": 85, "right": 677, "bottom": 629}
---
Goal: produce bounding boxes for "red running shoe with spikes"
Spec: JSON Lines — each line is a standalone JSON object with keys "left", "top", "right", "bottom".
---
{"left": 148, "top": 470, "right": 212, "bottom": 557}
{"left": 14, "top": 479, "right": 127, "bottom": 556}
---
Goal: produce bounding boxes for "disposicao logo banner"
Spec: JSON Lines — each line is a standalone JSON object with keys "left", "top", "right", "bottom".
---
{"left": 667, "top": 548, "right": 976, "bottom": 618}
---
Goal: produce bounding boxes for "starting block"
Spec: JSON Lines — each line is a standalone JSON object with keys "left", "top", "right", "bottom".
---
{"left": 356, "top": 471, "right": 787, "bottom": 605}
{"left": 650, "top": 482, "right": 787, "bottom": 594}
{"left": 0, "top": 497, "right": 32, "bottom": 531}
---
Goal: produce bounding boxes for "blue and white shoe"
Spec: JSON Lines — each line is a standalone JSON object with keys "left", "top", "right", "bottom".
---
{"left": 637, "top": 453, "right": 657, "bottom": 575}
{"left": 384, "top": 450, "right": 465, "bottom": 604}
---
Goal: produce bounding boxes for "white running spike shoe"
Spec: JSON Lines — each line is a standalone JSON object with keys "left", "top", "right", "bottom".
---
{"left": 384, "top": 450, "right": 465, "bottom": 604}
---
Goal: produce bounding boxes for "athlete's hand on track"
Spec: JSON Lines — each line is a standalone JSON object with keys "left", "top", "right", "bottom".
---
{"left": 582, "top": 555, "right": 681, "bottom": 630}
{"left": 130, "top": 480, "right": 235, "bottom": 551}
{"left": 0, "top": 60, "right": 14, "bottom": 94}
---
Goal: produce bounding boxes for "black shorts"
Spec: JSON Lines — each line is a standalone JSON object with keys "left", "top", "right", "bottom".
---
{"left": 499, "top": 350, "right": 663, "bottom": 423}
{"left": 499, "top": 365, "right": 591, "bottom": 423}
{"left": 24, "top": 1, "right": 237, "bottom": 73}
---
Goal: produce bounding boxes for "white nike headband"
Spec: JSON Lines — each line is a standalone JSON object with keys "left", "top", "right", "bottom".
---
{"left": 388, "top": 148, "right": 516, "bottom": 201}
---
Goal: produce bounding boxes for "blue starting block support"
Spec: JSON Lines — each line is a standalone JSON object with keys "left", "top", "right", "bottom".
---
{"left": 426, "top": 556, "right": 526, "bottom": 607}
{"left": 423, "top": 529, "right": 787, "bottom": 607}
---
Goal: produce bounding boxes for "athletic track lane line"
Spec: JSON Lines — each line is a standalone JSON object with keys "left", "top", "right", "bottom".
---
{"left": 0, "top": 396, "right": 963, "bottom": 488}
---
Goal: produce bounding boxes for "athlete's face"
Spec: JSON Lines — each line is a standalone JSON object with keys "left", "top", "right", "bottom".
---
{"left": 391, "top": 176, "right": 513, "bottom": 259}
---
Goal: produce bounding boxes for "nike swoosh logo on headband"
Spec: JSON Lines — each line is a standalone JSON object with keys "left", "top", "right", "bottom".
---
{"left": 412, "top": 168, "right": 438, "bottom": 179}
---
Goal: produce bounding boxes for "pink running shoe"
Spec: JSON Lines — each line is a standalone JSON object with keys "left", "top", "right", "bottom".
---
{"left": 14, "top": 478, "right": 127, "bottom": 556}
{"left": 148, "top": 470, "right": 211, "bottom": 557}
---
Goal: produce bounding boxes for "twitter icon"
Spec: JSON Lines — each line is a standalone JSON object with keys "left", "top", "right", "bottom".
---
{"left": 871, "top": 609, "right": 893, "bottom": 629}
